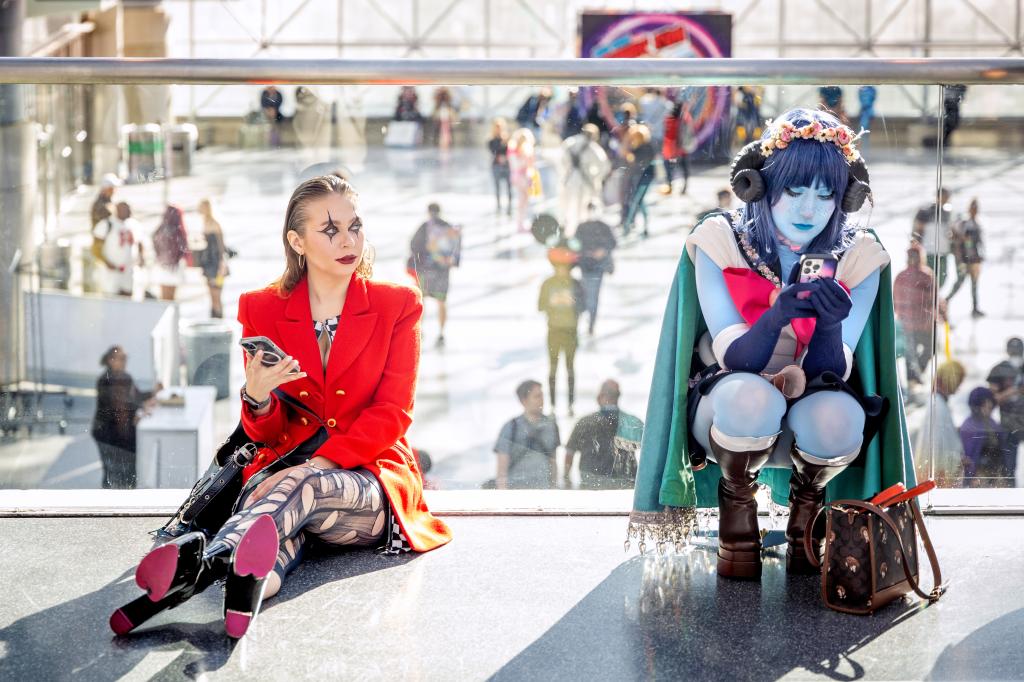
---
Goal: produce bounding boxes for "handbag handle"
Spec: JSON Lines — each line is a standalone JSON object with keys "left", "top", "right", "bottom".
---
{"left": 805, "top": 498, "right": 945, "bottom": 603}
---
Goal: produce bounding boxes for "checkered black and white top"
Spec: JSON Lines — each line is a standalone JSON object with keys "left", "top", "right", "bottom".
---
{"left": 312, "top": 316, "right": 412, "bottom": 555}
{"left": 313, "top": 315, "right": 339, "bottom": 343}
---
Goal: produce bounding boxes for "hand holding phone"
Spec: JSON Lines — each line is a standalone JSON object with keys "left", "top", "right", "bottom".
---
{"left": 797, "top": 253, "right": 838, "bottom": 299}
{"left": 240, "top": 336, "right": 306, "bottom": 404}
{"left": 239, "top": 336, "right": 298, "bottom": 372}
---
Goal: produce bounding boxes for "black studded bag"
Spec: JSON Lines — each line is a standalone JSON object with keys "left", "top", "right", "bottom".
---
{"left": 805, "top": 497, "right": 945, "bottom": 615}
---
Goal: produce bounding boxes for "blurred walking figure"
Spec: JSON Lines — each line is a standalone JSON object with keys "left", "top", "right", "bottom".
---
{"left": 539, "top": 248, "right": 584, "bottom": 416}
{"left": 92, "top": 201, "right": 143, "bottom": 298}
{"left": 91, "top": 173, "right": 120, "bottom": 228}
{"left": 912, "top": 186, "right": 954, "bottom": 289}
{"left": 913, "top": 360, "right": 966, "bottom": 488}
{"left": 260, "top": 85, "right": 284, "bottom": 148}
{"left": 493, "top": 380, "right": 560, "bottom": 489}
{"left": 960, "top": 387, "right": 1012, "bottom": 488}
{"left": 893, "top": 245, "right": 938, "bottom": 392}
{"left": 563, "top": 379, "right": 644, "bottom": 490}
{"left": 410, "top": 203, "right": 462, "bottom": 348}
{"left": 152, "top": 205, "right": 193, "bottom": 302}
{"left": 660, "top": 98, "right": 695, "bottom": 195}
{"left": 558, "top": 123, "right": 610, "bottom": 236}
{"left": 620, "top": 125, "right": 657, "bottom": 237}
{"left": 91, "top": 346, "right": 161, "bottom": 489}
{"left": 487, "top": 118, "right": 512, "bottom": 215}
{"left": 733, "top": 86, "right": 762, "bottom": 145}
{"left": 432, "top": 87, "right": 456, "bottom": 150}
{"left": 946, "top": 197, "right": 985, "bottom": 318}
{"left": 575, "top": 204, "right": 617, "bottom": 336}
{"left": 696, "top": 188, "right": 735, "bottom": 222}
{"left": 942, "top": 85, "right": 968, "bottom": 147}
{"left": 638, "top": 88, "right": 672, "bottom": 154}
{"left": 508, "top": 128, "right": 538, "bottom": 232}
{"left": 987, "top": 337, "right": 1024, "bottom": 478}
{"left": 198, "top": 198, "right": 229, "bottom": 318}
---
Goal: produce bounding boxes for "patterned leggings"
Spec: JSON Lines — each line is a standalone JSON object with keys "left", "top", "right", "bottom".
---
{"left": 211, "top": 466, "right": 387, "bottom": 597}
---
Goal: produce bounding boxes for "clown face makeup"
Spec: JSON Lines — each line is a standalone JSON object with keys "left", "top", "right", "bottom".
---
{"left": 770, "top": 176, "right": 837, "bottom": 248}
{"left": 290, "top": 192, "right": 365, "bottom": 277}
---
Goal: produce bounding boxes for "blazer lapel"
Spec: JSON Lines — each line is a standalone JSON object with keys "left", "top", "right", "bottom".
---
{"left": 276, "top": 277, "right": 325, "bottom": 390}
{"left": 326, "top": 275, "right": 378, "bottom": 387}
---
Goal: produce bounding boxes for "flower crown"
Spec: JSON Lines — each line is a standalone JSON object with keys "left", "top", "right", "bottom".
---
{"left": 760, "top": 119, "right": 863, "bottom": 163}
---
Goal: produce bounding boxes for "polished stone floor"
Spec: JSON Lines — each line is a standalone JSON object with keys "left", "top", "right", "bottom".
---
{"left": 0, "top": 515, "right": 1020, "bottom": 681}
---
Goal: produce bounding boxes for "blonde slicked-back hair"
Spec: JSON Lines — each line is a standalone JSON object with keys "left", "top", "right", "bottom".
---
{"left": 273, "top": 174, "right": 373, "bottom": 295}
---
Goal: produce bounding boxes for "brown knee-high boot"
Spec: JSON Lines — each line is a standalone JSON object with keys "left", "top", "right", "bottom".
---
{"left": 785, "top": 444, "right": 854, "bottom": 574}
{"left": 709, "top": 428, "right": 775, "bottom": 580}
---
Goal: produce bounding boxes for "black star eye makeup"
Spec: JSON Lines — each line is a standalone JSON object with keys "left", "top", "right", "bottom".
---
{"left": 319, "top": 211, "right": 340, "bottom": 241}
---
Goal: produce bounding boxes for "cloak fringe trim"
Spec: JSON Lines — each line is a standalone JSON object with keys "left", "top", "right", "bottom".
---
{"left": 625, "top": 506, "right": 701, "bottom": 555}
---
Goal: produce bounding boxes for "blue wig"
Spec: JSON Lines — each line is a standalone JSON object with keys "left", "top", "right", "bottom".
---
{"left": 738, "top": 108, "right": 855, "bottom": 265}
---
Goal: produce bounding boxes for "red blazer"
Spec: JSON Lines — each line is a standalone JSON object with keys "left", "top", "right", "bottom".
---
{"left": 237, "top": 273, "right": 451, "bottom": 552}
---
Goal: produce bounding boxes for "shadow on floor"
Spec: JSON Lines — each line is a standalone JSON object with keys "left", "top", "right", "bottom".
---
{"left": 0, "top": 548, "right": 414, "bottom": 681}
{"left": 493, "top": 548, "right": 929, "bottom": 682}
{"left": 927, "top": 608, "right": 1024, "bottom": 681}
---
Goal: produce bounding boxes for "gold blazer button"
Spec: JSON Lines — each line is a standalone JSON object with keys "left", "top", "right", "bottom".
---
{"left": 327, "top": 418, "right": 337, "bottom": 428}
{"left": 335, "top": 389, "right": 346, "bottom": 396}
{"left": 299, "top": 390, "right": 310, "bottom": 398}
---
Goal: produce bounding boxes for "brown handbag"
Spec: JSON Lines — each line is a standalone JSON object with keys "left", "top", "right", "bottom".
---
{"left": 805, "top": 498, "right": 946, "bottom": 615}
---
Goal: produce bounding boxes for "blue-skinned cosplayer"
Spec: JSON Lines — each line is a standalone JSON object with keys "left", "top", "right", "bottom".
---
{"left": 628, "top": 108, "right": 913, "bottom": 579}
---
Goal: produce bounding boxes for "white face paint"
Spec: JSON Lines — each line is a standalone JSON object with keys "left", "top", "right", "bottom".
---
{"left": 769, "top": 177, "right": 837, "bottom": 248}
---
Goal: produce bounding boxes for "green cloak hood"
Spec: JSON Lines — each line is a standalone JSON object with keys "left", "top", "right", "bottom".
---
{"left": 628, "top": 234, "right": 913, "bottom": 550}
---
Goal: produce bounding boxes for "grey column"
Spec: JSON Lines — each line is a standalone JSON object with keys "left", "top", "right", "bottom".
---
{"left": 0, "top": 0, "right": 35, "bottom": 387}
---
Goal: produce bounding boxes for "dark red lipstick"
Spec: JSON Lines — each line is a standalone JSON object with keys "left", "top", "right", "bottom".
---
{"left": 337, "top": 255, "right": 357, "bottom": 265}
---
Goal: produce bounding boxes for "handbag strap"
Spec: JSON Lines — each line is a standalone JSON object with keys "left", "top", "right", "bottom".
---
{"left": 808, "top": 498, "right": 946, "bottom": 603}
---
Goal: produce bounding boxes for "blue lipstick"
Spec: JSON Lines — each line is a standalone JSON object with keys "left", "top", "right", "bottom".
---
{"left": 793, "top": 223, "right": 815, "bottom": 231}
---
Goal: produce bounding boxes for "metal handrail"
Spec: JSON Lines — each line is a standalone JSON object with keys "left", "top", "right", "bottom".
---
{"left": 0, "top": 57, "right": 1023, "bottom": 85}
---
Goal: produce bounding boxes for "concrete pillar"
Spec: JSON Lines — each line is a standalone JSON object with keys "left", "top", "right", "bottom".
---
{"left": 0, "top": 0, "right": 36, "bottom": 387}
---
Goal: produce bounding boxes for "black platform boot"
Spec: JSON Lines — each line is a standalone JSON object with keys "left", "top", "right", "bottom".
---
{"left": 709, "top": 428, "right": 775, "bottom": 580}
{"left": 110, "top": 533, "right": 231, "bottom": 636}
{"left": 785, "top": 444, "right": 853, "bottom": 574}
{"left": 222, "top": 514, "right": 279, "bottom": 638}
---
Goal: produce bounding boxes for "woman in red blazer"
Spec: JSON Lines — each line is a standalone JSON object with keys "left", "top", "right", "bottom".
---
{"left": 128, "top": 175, "right": 451, "bottom": 639}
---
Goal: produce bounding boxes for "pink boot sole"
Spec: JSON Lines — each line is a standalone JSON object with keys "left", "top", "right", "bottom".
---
{"left": 109, "top": 609, "right": 134, "bottom": 636}
{"left": 224, "top": 514, "right": 278, "bottom": 639}
{"left": 135, "top": 544, "right": 179, "bottom": 602}
{"left": 224, "top": 611, "right": 253, "bottom": 639}
{"left": 232, "top": 514, "right": 278, "bottom": 578}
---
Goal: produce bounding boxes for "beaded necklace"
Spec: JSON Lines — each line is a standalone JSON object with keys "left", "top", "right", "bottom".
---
{"left": 729, "top": 211, "right": 783, "bottom": 288}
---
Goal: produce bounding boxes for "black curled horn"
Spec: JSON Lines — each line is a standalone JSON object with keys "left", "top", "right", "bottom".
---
{"left": 841, "top": 155, "right": 871, "bottom": 213}
{"left": 729, "top": 141, "right": 767, "bottom": 204}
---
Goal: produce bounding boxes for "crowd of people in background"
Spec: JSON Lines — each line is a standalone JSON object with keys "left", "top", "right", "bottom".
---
{"left": 89, "top": 177, "right": 231, "bottom": 313}
{"left": 79, "top": 83, "right": 1018, "bottom": 493}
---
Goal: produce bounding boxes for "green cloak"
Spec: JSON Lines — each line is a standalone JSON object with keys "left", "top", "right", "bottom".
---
{"left": 628, "top": 235, "right": 913, "bottom": 550}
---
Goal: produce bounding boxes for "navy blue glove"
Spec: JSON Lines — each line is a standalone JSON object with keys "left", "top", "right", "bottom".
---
{"left": 807, "top": 278, "right": 852, "bottom": 331}
{"left": 802, "top": 279, "right": 852, "bottom": 379}
{"left": 723, "top": 281, "right": 818, "bottom": 373}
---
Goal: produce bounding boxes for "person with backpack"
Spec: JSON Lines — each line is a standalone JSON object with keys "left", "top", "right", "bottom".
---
{"left": 515, "top": 88, "right": 551, "bottom": 140}
{"left": 563, "top": 379, "right": 644, "bottom": 489}
{"left": 409, "top": 202, "right": 462, "bottom": 348}
{"left": 539, "top": 246, "right": 584, "bottom": 416}
{"left": 558, "top": 123, "right": 610, "bottom": 236}
{"left": 494, "top": 380, "right": 561, "bottom": 489}
{"left": 659, "top": 98, "right": 695, "bottom": 195}
{"left": 152, "top": 205, "right": 193, "bottom": 301}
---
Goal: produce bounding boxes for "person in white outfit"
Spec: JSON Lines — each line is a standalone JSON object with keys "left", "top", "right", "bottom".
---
{"left": 558, "top": 123, "right": 610, "bottom": 236}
